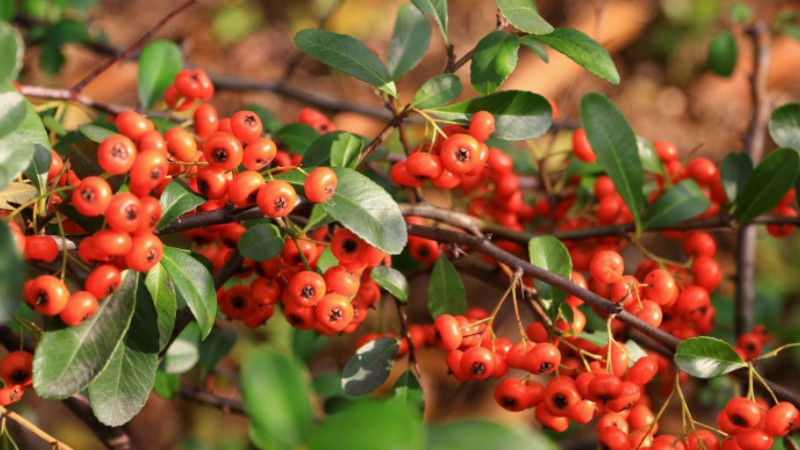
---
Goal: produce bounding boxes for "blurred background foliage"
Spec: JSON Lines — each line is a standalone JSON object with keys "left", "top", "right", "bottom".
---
{"left": 5, "top": 0, "right": 800, "bottom": 448}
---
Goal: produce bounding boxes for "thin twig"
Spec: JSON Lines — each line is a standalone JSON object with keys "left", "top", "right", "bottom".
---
{"left": 178, "top": 386, "right": 245, "bottom": 415}
{"left": 0, "top": 405, "right": 76, "bottom": 450}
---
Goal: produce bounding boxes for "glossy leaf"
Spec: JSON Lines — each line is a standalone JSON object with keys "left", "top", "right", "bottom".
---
{"left": 153, "top": 369, "right": 179, "bottom": 399}
{"left": 137, "top": 40, "right": 183, "bottom": 110}
{"left": 157, "top": 179, "right": 204, "bottom": 231}
{"left": 411, "top": 0, "right": 448, "bottom": 43}
{"left": 243, "top": 348, "right": 311, "bottom": 450}
{"left": 427, "top": 256, "right": 467, "bottom": 318}
{"left": 276, "top": 168, "right": 408, "bottom": 254}
{"left": 160, "top": 247, "right": 217, "bottom": 338}
{"left": 636, "top": 137, "right": 663, "bottom": 174}
{"left": 769, "top": 103, "right": 800, "bottom": 150}
{"left": 427, "top": 420, "right": 558, "bottom": 450}
{"left": 144, "top": 263, "right": 177, "bottom": 351}
{"left": 0, "top": 222, "right": 22, "bottom": 324}
{"left": 295, "top": 29, "right": 398, "bottom": 97}
{"left": 0, "top": 427, "right": 19, "bottom": 450}
{"left": 302, "top": 131, "right": 365, "bottom": 169}
{"left": 392, "top": 369, "right": 425, "bottom": 414}
{"left": 528, "top": 236, "right": 572, "bottom": 313}
{"left": 33, "top": 272, "right": 138, "bottom": 399}
{"left": 411, "top": 74, "right": 462, "bottom": 109}
{"left": 388, "top": 4, "right": 431, "bottom": 80}
{"left": 0, "top": 131, "right": 33, "bottom": 193}
{"left": 736, "top": 148, "right": 800, "bottom": 225}
{"left": 426, "top": 90, "right": 551, "bottom": 140}
{"left": 470, "top": 31, "right": 520, "bottom": 95}
{"left": 199, "top": 327, "right": 236, "bottom": 376}
{"left": 720, "top": 152, "right": 753, "bottom": 203}
{"left": 674, "top": 337, "right": 746, "bottom": 378}
{"left": 496, "top": 0, "right": 553, "bottom": 35}
{"left": 341, "top": 338, "right": 399, "bottom": 396}
{"left": 370, "top": 266, "right": 409, "bottom": 301}
{"left": 519, "top": 36, "right": 549, "bottom": 62}
{"left": 88, "top": 276, "right": 160, "bottom": 426}
{"left": 644, "top": 180, "right": 710, "bottom": 229}
{"left": 529, "top": 28, "right": 619, "bottom": 84}
{"left": 273, "top": 123, "right": 320, "bottom": 154}
{"left": 579, "top": 93, "right": 644, "bottom": 231}
{"left": 68, "top": 141, "right": 125, "bottom": 191}
{"left": 307, "top": 400, "right": 423, "bottom": 450}
{"left": 78, "top": 123, "right": 116, "bottom": 143}
{"left": 163, "top": 322, "right": 200, "bottom": 374}
{"left": 707, "top": 30, "right": 737, "bottom": 77}
{"left": 238, "top": 223, "right": 284, "bottom": 261}
{"left": 6, "top": 88, "right": 50, "bottom": 195}
{"left": 0, "top": 23, "right": 23, "bottom": 85}
{"left": 0, "top": 91, "right": 26, "bottom": 137}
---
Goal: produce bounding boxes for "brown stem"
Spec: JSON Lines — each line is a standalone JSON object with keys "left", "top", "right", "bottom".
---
{"left": 178, "top": 386, "right": 245, "bottom": 415}
{"left": 0, "top": 405, "right": 76, "bottom": 449}
{"left": 358, "top": 106, "right": 411, "bottom": 164}
{"left": 394, "top": 298, "right": 423, "bottom": 381}
{"left": 20, "top": 85, "right": 183, "bottom": 120}
{"left": 70, "top": 0, "right": 199, "bottom": 94}
{"left": 737, "top": 22, "right": 771, "bottom": 337}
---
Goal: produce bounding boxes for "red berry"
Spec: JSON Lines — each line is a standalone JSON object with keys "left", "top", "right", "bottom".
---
{"left": 60, "top": 291, "right": 99, "bottom": 326}
{"left": 572, "top": 128, "right": 597, "bottom": 163}
{"left": 304, "top": 167, "right": 338, "bottom": 203}
{"left": 72, "top": 176, "right": 112, "bottom": 217}
{"left": 590, "top": 250, "right": 625, "bottom": 284}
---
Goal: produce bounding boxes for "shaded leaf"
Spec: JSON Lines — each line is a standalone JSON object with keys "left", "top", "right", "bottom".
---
{"left": 674, "top": 337, "right": 746, "bottom": 378}
{"left": 528, "top": 236, "right": 571, "bottom": 314}
{"left": 412, "top": 74, "right": 463, "bottom": 109}
{"left": 392, "top": 369, "right": 425, "bottom": 414}
{"left": 138, "top": 40, "right": 183, "bottom": 110}
{"left": 769, "top": 103, "right": 800, "bottom": 150}
{"left": 157, "top": 179, "right": 204, "bottom": 231}
{"left": 0, "top": 23, "right": 23, "bottom": 84}
{"left": 427, "top": 420, "right": 558, "bottom": 450}
{"left": 78, "top": 123, "right": 116, "bottom": 143}
{"left": 529, "top": 28, "right": 619, "bottom": 84}
{"left": 720, "top": 152, "right": 753, "bottom": 203}
{"left": 153, "top": 369, "right": 179, "bottom": 399}
{"left": 370, "top": 266, "right": 409, "bottom": 301}
{"left": 199, "top": 327, "right": 236, "bottom": 376}
{"left": 0, "top": 222, "right": 23, "bottom": 324}
{"left": 144, "top": 263, "right": 177, "bottom": 351}
{"left": 163, "top": 322, "right": 200, "bottom": 374}
{"left": 302, "top": 131, "right": 365, "bottom": 169}
{"left": 307, "top": 400, "right": 423, "bottom": 450}
{"left": 644, "top": 180, "right": 710, "bottom": 229}
{"left": 707, "top": 30, "right": 737, "bottom": 77}
{"left": 519, "top": 36, "right": 549, "bottom": 62}
{"left": 341, "top": 338, "right": 399, "bottom": 396}
{"left": 160, "top": 247, "right": 217, "bottom": 338}
{"left": 470, "top": 31, "right": 520, "bottom": 95}
{"left": 388, "top": 5, "right": 431, "bottom": 80}
{"left": 496, "top": 0, "right": 553, "bottom": 35}
{"left": 427, "top": 256, "right": 466, "bottom": 318}
{"left": 0, "top": 91, "right": 26, "bottom": 137}
{"left": 411, "top": 0, "right": 448, "bottom": 43}
{"left": 273, "top": 123, "right": 320, "bottom": 154}
{"left": 68, "top": 141, "right": 125, "bottom": 191}
{"left": 0, "top": 132, "right": 33, "bottom": 193}
{"left": 736, "top": 148, "right": 800, "bottom": 225}
{"left": 238, "top": 223, "right": 284, "bottom": 261}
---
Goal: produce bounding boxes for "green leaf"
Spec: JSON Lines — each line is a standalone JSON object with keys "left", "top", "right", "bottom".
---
{"left": 273, "top": 123, "right": 320, "bottom": 154}
{"left": 388, "top": 4, "right": 431, "bottom": 80}
{"left": 392, "top": 369, "right": 425, "bottom": 414}
{"left": 470, "top": 31, "right": 520, "bottom": 95}
{"left": 720, "top": 152, "right": 753, "bottom": 203}
{"left": 160, "top": 247, "right": 217, "bottom": 338}
{"left": 144, "top": 263, "right": 177, "bottom": 351}
{"left": 736, "top": 148, "right": 800, "bottom": 225}
{"left": 496, "top": 0, "right": 553, "bottom": 35}
{"left": 0, "top": 92, "right": 26, "bottom": 138}
{"left": 527, "top": 236, "right": 572, "bottom": 314}
{"left": 577, "top": 331, "right": 608, "bottom": 348}
{"left": 0, "top": 0, "right": 12, "bottom": 22}
{"left": 2, "top": 86, "right": 51, "bottom": 195}
{"left": 163, "top": 321, "right": 200, "bottom": 374}
{"left": 137, "top": 40, "right": 183, "bottom": 111}
{"left": 674, "top": 336, "right": 746, "bottom": 378}
{"left": 0, "top": 130, "right": 34, "bottom": 193}
{"left": 636, "top": 137, "right": 663, "bottom": 174}
{"left": 33, "top": 272, "right": 138, "bottom": 400}
{"left": 153, "top": 369, "right": 179, "bottom": 399}
{"left": 579, "top": 93, "right": 645, "bottom": 232}
{"left": 769, "top": 103, "right": 800, "bottom": 150}
{"left": 411, "top": 0, "right": 448, "bottom": 43}
{"left": 729, "top": 2, "right": 752, "bottom": 24}
{"left": 302, "top": 131, "right": 365, "bottom": 169}
{"left": 238, "top": 223, "right": 284, "bottom": 261}
{"left": 276, "top": 168, "right": 408, "bottom": 255}
{"left": 529, "top": 28, "right": 619, "bottom": 84}
{"left": 519, "top": 36, "right": 549, "bottom": 62}
{"left": 427, "top": 256, "right": 466, "bottom": 318}
{"left": 0, "top": 23, "right": 23, "bottom": 85}
{"left": 78, "top": 123, "right": 116, "bottom": 143}
{"left": 0, "top": 427, "right": 19, "bottom": 450}
{"left": 40, "top": 20, "right": 89, "bottom": 74}
{"left": 707, "top": 30, "right": 737, "bottom": 77}
{"left": 68, "top": 141, "right": 125, "bottom": 191}
{"left": 0, "top": 222, "right": 22, "bottom": 323}
{"left": 426, "top": 90, "right": 551, "bottom": 140}
{"left": 198, "top": 327, "right": 236, "bottom": 376}
{"left": 341, "top": 338, "right": 399, "bottom": 396}
{"left": 370, "top": 266, "right": 409, "bottom": 301}
{"left": 412, "top": 74, "right": 463, "bottom": 109}
{"left": 294, "top": 29, "right": 398, "bottom": 97}
{"left": 157, "top": 179, "right": 204, "bottom": 231}
{"left": 308, "top": 399, "right": 423, "bottom": 450}
{"left": 88, "top": 275, "right": 159, "bottom": 426}
{"left": 427, "top": 420, "right": 558, "bottom": 450}
{"left": 644, "top": 180, "right": 710, "bottom": 229}
{"left": 243, "top": 348, "right": 311, "bottom": 450}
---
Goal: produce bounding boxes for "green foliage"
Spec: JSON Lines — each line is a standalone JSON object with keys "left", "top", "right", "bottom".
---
{"left": 427, "top": 256, "right": 467, "bottom": 318}
{"left": 0, "top": 222, "right": 22, "bottom": 324}
{"left": 199, "top": 327, "right": 236, "bottom": 376}
{"left": 426, "top": 90, "right": 552, "bottom": 140}
{"left": 163, "top": 322, "right": 200, "bottom": 374}
{"left": 242, "top": 348, "right": 312, "bottom": 450}
{"left": 144, "top": 263, "right": 177, "bottom": 351}
{"left": 238, "top": 223, "right": 284, "bottom": 261}
{"left": 370, "top": 266, "right": 410, "bottom": 301}
{"left": 392, "top": 370, "right": 425, "bottom": 414}
{"left": 273, "top": 123, "right": 320, "bottom": 154}
{"left": 157, "top": 179, "right": 204, "bottom": 231}
{"left": 160, "top": 247, "right": 217, "bottom": 338}
{"left": 138, "top": 40, "right": 183, "bottom": 111}
{"left": 736, "top": 148, "right": 800, "bottom": 225}
{"left": 68, "top": 140, "right": 124, "bottom": 191}
{"left": 307, "top": 400, "right": 423, "bottom": 450}
{"left": 644, "top": 180, "right": 710, "bottom": 229}
{"left": 388, "top": 5, "right": 431, "bottom": 80}
{"left": 496, "top": 0, "right": 553, "bottom": 35}
{"left": 412, "top": 74, "right": 462, "bottom": 109}
{"left": 0, "top": 92, "right": 27, "bottom": 138}
{"left": 341, "top": 338, "right": 399, "bottom": 396}
{"left": 40, "top": 19, "right": 90, "bottom": 74}
{"left": 636, "top": 137, "right": 663, "bottom": 174}
{"left": 528, "top": 236, "right": 572, "bottom": 316}
{"left": 33, "top": 272, "right": 139, "bottom": 400}
{"left": 769, "top": 103, "right": 800, "bottom": 151}
{"left": 580, "top": 93, "right": 645, "bottom": 233}
{"left": 0, "top": 23, "right": 22, "bottom": 85}
{"left": 294, "top": 29, "right": 398, "bottom": 97}
{"left": 720, "top": 152, "right": 753, "bottom": 204}
{"left": 527, "top": 28, "right": 619, "bottom": 84}
{"left": 427, "top": 420, "right": 558, "bottom": 450}
{"left": 470, "top": 31, "right": 520, "bottom": 95}
{"left": 707, "top": 30, "right": 737, "bottom": 77}
{"left": 411, "top": 0, "right": 448, "bottom": 44}
{"left": 302, "top": 131, "right": 365, "bottom": 169}
{"left": 674, "top": 337, "right": 746, "bottom": 378}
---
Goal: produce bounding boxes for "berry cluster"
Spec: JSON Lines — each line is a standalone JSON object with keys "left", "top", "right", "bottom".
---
{"left": 0, "top": 351, "right": 33, "bottom": 407}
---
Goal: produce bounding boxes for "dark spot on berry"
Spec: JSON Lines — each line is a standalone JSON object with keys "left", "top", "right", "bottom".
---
{"left": 10, "top": 370, "right": 28, "bottom": 384}
{"left": 342, "top": 239, "right": 359, "bottom": 254}
{"left": 731, "top": 415, "right": 747, "bottom": 427}
{"left": 36, "top": 290, "right": 48, "bottom": 306}
{"left": 244, "top": 115, "right": 257, "bottom": 127}
{"left": 111, "top": 144, "right": 129, "bottom": 159}
{"left": 197, "top": 179, "right": 209, "bottom": 194}
{"left": 470, "top": 362, "right": 486, "bottom": 375}
{"left": 231, "top": 296, "right": 246, "bottom": 309}
{"left": 81, "top": 188, "right": 96, "bottom": 203}
{"left": 273, "top": 197, "right": 286, "bottom": 211}
{"left": 328, "top": 308, "right": 342, "bottom": 322}
{"left": 124, "top": 205, "right": 138, "bottom": 221}
{"left": 149, "top": 168, "right": 163, "bottom": 181}
{"left": 552, "top": 394, "right": 568, "bottom": 410}
{"left": 288, "top": 314, "right": 304, "bottom": 326}
{"left": 145, "top": 248, "right": 157, "bottom": 263}
{"left": 300, "top": 286, "right": 315, "bottom": 299}
{"left": 456, "top": 148, "right": 470, "bottom": 162}
{"left": 212, "top": 148, "right": 228, "bottom": 162}
{"left": 539, "top": 362, "right": 553, "bottom": 373}
{"left": 502, "top": 397, "right": 517, "bottom": 408}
